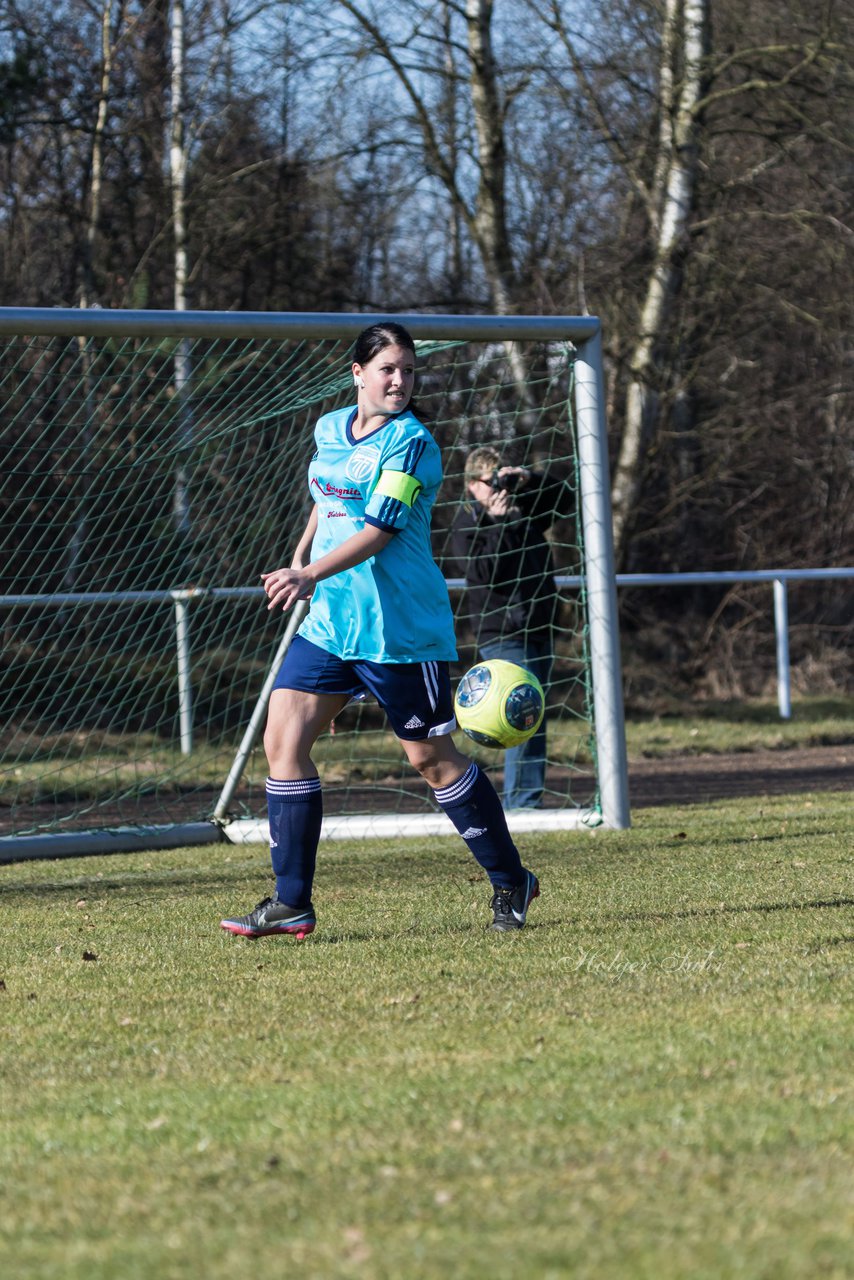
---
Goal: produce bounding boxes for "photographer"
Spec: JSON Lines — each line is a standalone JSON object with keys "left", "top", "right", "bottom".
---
{"left": 451, "top": 446, "right": 570, "bottom": 810}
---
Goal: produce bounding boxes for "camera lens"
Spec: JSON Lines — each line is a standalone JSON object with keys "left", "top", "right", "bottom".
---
{"left": 491, "top": 470, "right": 519, "bottom": 493}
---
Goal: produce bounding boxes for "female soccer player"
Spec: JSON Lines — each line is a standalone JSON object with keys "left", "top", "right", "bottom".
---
{"left": 221, "top": 322, "right": 539, "bottom": 939}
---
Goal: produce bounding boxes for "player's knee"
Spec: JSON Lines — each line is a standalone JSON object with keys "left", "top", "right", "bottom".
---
{"left": 403, "top": 737, "right": 467, "bottom": 790}
{"left": 412, "top": 756, "right": 443, "bottom": 788}
{"left": 264, "top": 722, "right": 298, "bottom": 774}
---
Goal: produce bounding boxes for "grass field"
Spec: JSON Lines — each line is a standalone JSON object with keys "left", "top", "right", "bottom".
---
{"left": 621, "top": 697, "right": 854, "bottom": 760}
{"left": 1, "top": 782, "right": 852, "bottom": 1278}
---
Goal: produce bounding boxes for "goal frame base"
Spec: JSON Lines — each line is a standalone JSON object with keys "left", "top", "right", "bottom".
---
{"left": 223, "top": 808, "right": 606, "bottom": 845}
{"left": 0, "top": 822, "right": 224, "bottom": 865}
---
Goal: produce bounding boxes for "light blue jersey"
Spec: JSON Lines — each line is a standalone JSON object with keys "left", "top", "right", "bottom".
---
{"left": 297, "top": 405, "right": 458, "bottom": 663}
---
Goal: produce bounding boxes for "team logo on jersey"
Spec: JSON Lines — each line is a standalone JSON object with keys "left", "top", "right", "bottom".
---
{"left": 346, "top": 445, "right": 381, "bottom": 484}
{"left": 311, "top": 477, "right": 361, "bottom": 500}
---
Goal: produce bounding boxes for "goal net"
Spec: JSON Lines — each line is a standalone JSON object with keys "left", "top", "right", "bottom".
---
{"left": 0, "top": 310, "right": 628, "bottom": 861}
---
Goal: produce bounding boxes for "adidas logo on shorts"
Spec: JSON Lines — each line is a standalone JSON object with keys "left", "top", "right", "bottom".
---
{"left": 404, "top": 714, "right": 425, "bottom": 729}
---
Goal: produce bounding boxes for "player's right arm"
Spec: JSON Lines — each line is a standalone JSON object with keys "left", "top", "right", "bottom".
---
{"left": 262, "top": 522, "right": 394, "bottom": 613}
{"left": 290, "top": 505, "right": 318, "bottom": 571}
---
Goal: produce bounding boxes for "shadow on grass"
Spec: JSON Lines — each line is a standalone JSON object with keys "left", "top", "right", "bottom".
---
{"left": 0, "top": 854, "right": 475, "bottom": 902}
{"left": 806, "top": 935, "right": 854, "bottom": 952}
{"left": 0, "top": 865, "right": 265, "bottom": 900}
{"left": 608, "top": 896, "right": 854, "bottom": 924}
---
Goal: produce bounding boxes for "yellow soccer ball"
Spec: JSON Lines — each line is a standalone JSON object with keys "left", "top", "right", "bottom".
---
{"left": 454, "top": 659, "right": 545, "bottom": 749}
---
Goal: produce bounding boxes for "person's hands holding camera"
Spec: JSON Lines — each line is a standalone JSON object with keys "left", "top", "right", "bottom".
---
{"left": 480, "top": 466, "right": 530, "bottom": 517}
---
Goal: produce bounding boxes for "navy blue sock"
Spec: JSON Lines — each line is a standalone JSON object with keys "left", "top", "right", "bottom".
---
{"left": 266, "top": 777, "right": 323, "bottom": 908}
{"left": 434, "top": 762, "right": 525, "bottom": 889}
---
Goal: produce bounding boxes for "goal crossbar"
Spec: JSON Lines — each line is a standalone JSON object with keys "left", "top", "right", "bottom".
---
{"left": 0, "top": 308, "right": 601, "bottom": 344}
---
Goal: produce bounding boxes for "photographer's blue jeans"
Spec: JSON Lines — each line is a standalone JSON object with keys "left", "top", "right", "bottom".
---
{"left": 479, "top": 638, "right": 553, "bottom": 810}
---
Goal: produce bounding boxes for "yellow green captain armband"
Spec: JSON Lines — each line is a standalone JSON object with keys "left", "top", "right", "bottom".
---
{"left": 372, "top": 469, "right": 423, "bottom": 507}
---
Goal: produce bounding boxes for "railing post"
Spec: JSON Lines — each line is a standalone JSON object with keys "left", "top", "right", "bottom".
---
{"left": 773, "top": 578, "right": 792, "bottom": 720}
{"left": 172, "top": 589, "right": 194, "bottom": 754}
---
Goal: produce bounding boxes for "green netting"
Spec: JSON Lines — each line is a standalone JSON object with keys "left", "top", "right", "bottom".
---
{"left": 0, "top": 326, "right": 597, "bottom": 839}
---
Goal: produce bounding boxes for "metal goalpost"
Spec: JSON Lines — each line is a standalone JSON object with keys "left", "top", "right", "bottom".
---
{"left": 0, "top": 308, "right": 629, "bottom": 862}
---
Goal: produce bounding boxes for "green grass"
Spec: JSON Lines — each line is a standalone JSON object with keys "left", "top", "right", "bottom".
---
{"left": 1, "top": 789, "right": 853, "bottom": 1278}
{"left": 621, "top": 696, "right": 854, "bottom": 759}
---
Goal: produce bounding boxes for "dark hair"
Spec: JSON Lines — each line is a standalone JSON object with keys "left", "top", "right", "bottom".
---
{"left": 352, "top": 322, "right": 416, "bottom": 366}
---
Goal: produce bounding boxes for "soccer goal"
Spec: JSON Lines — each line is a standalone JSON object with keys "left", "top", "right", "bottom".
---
{"left": 0, "top": 309, "right": 628, "bottom": 862}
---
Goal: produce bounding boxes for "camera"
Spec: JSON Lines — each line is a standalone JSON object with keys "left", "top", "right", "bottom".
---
{"left": 490, "top": 469, "right": 521, "bottom": 493}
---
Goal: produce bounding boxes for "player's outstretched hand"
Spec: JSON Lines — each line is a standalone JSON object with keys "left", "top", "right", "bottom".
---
{"left": 261, "top": 567, "right": 315, "bottom": 611}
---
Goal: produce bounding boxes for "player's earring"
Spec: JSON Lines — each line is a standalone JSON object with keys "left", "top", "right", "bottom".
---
{"left": 353, "top": 374, "right": 365, "bottom": 388}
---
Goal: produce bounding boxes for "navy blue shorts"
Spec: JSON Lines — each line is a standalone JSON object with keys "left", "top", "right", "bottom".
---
{"left": 272, "top": 635, "right": 457, "bottom": 740}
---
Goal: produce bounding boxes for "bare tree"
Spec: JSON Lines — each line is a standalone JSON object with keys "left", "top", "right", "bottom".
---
{"left": 327, "top": 0, "right": 534, "bottom": 396}
{"left": 329, "top": 0, "right": 517, "bottom": 309}
{"left": 530, "top": 0, "right": 708, "bottom": 562}
{"left": 529, "top": 0, "right": 852, "bottom": 573}
{"left": 80, "top": 0, "right": 125, "bottom": 308}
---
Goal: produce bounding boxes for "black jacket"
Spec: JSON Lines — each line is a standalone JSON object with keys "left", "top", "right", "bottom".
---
{"left": 449, "top": 472, "right": 570, "bottom": 648}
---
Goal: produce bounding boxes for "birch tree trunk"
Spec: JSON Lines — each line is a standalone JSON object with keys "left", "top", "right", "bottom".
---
{"left": 170, "top": 0, "right": 189, "bottom": 319}
{"left": 79, "top": 0, "right": 119, "bottom": 309}
{"left": 170, "top": 0, "right": 193, "bottom": 557}
{"left": 609, "top": 0, "right": 708, "bottom": 562}
{"left": 66, "top": 0, "right": 120, "bottom": 593}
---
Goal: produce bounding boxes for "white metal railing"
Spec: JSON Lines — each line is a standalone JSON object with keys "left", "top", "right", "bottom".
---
{"left": 2, "top": 568, "right": 852, "bottom": 754}
{"left": 1, "top": 586, "right": 253, "bottom": 756}
{"left": 582, "top": 568, "right": 854, "bottom": 721}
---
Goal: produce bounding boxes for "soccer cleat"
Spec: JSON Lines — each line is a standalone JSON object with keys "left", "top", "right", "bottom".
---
{"left": 220, "top": 896, "right": 316, "bottom": 940}
{"left": 490, "top": 870, "right": 540, "bottom": 932}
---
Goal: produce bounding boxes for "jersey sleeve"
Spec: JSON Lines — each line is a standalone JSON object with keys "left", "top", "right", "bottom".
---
{"left": 364, "top": 433, "right": 433, "bottom": 534}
